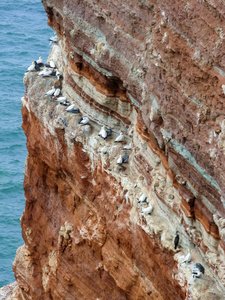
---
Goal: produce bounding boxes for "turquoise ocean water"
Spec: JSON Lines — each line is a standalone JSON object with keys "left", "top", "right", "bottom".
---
{"left": 0, "top": 0, "right": 52, "bottom": 287}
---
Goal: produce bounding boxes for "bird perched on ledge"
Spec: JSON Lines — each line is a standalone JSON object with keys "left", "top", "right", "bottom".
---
{"left": 141, "top": 205, "right": 153, "bottom": 215}
{"left": 53, "top": 87, "right": 61, "bottom": 97}
{"left": 99, "top": 125, "right": 108, "bottom": 139}
{"left": 49, "top": 33, "right": 59, "bottom": 43}
{"left": 181, "top": 249, "right": 192, "bottom": 264}
{"left": 138, "top": 194, "right": 148, "bottom": 204}
{"left": 115, "top": 132, "right": 124, "bottom": 142}
{"left": 79, "top": 116, "right": 90, "bottom": 125}
{"left": 45, "top": 86, "right": 55, "bottom": 97}
{"left": 27, "top": 61, "right": 35, "bottom": 72}
{"left": 174, "top": 233, "right": 179, "bottom": 249}
{"left": 192, "top": 263, "right": 204, "bottom": 279}
{"left": 66, "top": 104, "right": 80, "bottom": 113}
{"left": 123, "top": 143, "right": 132, "bottom": 150}
{"left": 35, "top": 56, "right": 44, "bottom": 67}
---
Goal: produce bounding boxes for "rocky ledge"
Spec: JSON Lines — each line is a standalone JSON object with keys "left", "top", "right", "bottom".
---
{"left": 2, "top": 0, "right": 225, "bottom": 299}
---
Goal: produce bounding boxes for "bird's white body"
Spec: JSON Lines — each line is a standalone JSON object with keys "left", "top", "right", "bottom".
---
{"left": 182, "top": 250, "right": 191, "bottom": 264}
{"left": 38, "top": 68, "right": 46, "bottom": 76}
{"left": 54, "top": 88, "right": 60, "bottom": 97}
{"left": 80, "top": 116, "right": 89, "bottom": 125}
{"left": 56, "top": 69, "right": 61, "bottom": 79}
{"left": 66, "top": 104, "right": 75, "bottom": 111}
{"left": 138, "top": 194, "right": 148, "bottom": 203}
{"left": 141, "top": 205, "right": 153, "bottom": 215}
{"left": 123, "top": 144, "right": 132, "bottom": 150}
{"left": 117, "top": 155, "right": 123, "bottom": 165}
{"left": 99, "top": 126, "right": 107, "bottom": 139}
{"left": 27, "top": 62, "right": 35, "bottom": 71}
{"left": 192, "top": 268, "right": 202, "bottom": 278}
{"left": 36, "top": 57, "right": 42, "bottom": 64}
{"left": 49, "top": 60, "right": 55, "bottom": 68}
{"left": 56, "top": 96, "right": 66, "bottom": 102}
{"left": 45, "top": 86, "right": 55, "bottom": 96}
{"left": 99, "top": 146, "right": 107, "bottom": 154}
{"left": 115, "top": 132, "right": 124, "bottom": 142}
{"left": 49, "top": 34, "right": 58, "bottom": 43}
{"left": 40, "top": 68, "right": 53, "bottom": 77}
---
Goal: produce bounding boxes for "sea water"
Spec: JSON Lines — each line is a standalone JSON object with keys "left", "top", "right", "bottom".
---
{"left": 0, "top": 0, "right": 53, "bottom": 287}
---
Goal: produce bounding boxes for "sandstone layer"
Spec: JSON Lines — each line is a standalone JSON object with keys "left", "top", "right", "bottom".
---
{"left": 2, "top": 0, "right": 225, "bottom": 299}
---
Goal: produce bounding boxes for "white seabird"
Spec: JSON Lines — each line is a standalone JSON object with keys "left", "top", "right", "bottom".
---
{"left": 141, "top": 205, "right": 153, "bottom": 215}
{"left": 36, "top": 56, "right": 42, "bottom": 64}
{"left": 38, "top": 68, "right": 47, "bottom": 76}
{"left": 79, "top": 116, "right": 89, "bottom": 125}
{"left": 66, "top": 104, "right": 80, "bottom": 113}
{"left": 99, "top": 146, "right": 107, "bottom": 154}
{"left": 56, "top": 96, "right": 67, "bottom": 102}
{"left": 117, "top": 155, "right": 123, "bottom": 165}
{"left": 181, "top": 249, "right": 192, "bottom": 264}
{"left": 138, "top": 194, "right": 148, "bottom": 203}
{"left": 115, "top": 132, "right": 124, "bottom": 142}
{"left": 66, "top": 104, "right": 75, "bottom": 111}
{"left": 192, "top": 268, "right": 203, "bottom": 278}
{"left": 123, "top": 144, "right": 132, "bottom": 150}
{"left": 49, "top": 60, "right": 55, "bottom": 68}
{"left": 53, "top": 88, "right": 60, "bottom": 97}
{"left": 42, "top": 68, "right": 53, "bottom": 77}
{"left": 27, "top": 62, "right": 35, "bottom": 72}
{"left": 49, "top": 33, "right": 59, "bottom": 43}
{"left": 56, "top": 69, "right": 61, "bottom": 80}
{"left": 45, "top": 86, "right": 55, "bottom": 96}
{"left": 99, "top": 125, "right": 108, "bottom": 140}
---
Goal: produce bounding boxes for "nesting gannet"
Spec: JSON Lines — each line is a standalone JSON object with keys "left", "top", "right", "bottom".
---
{"left": 45, "top": 86, "right": 55, "bottom": 96}
{"left": 79, "top": 116, "right": 89, "bottom": 125}
{"left": 138, "top": 194, "right": 148, "bottom": 203}
{"left": 141, "top": 205, "right": 153, "bottom": 215}
{"left": 56, "top": 96, "right": 67, "bottom": 102}
{"left": 195, "top": 263, "right": 205, "bottom": 274}
{"left": 50, "top": 60, "right": 55, "bottom": 68}
{"left": 66, "top": 104, "right": 80, "bottom": 113}
{"left": 36, "top": 56, "right": 42, "bottom": 64}
{"left": 42, "top": 68, "right": 53, "bottom": 77}
{"left": 192, "top": 268, "right": 203, "bottom": 278}
{"left": 122, "top": 153, "right": 129, "bottom": 163}
{"left": 99, "top": 146, "right": 107, "bottom": 154}
{"left": 27, "top": 62, "right": 35, "bottom": 72}
{"left": 45, "top": 60, "right": 55, "bottom": 69}
{"left": 38, "top": 68, "right": 47, "bottom": 76}
{"left": 123, "top": 144, "right": 132, "bottom": 150}
{"left": 66, "top": 104, "right": 75, "bottom": 111}
{"left": 99, "top": 125, "right": 108, "bottom": 139}
{"left": 53, "top": 88, "right": 60, "bottom": 97}
{"left": 181, "top": 249, "right": 191, "bottom": 264}
{"left": 49, "top": 33, "right": 59, "bottom": 43}
{"left": 56, "top": 69, "right": 61, "bottom": 80}
{"left": 61, "top": 100, "right": 70, "bottom": 106}
{"left": 115, "top": 132, "right": 124, "bottom": 142}
{"left": 174, "top": 233, "right": 179, "bottom": 250}
{"left": 117, "top": 155, "right": 123, "bottom": 165}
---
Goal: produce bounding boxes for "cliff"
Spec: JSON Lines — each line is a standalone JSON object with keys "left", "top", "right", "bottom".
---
{"left": 2, "top": 0, "right": 225, "bottom": 299}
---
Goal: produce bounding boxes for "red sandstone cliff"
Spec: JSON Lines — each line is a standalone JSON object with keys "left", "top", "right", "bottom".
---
{"left": 1, "top": 0, "right": 225, "bottom": 299}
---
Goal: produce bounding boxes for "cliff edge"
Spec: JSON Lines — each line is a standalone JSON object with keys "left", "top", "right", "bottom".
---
{"left": 2, "top": 0, "right": 225, "bottom": 299}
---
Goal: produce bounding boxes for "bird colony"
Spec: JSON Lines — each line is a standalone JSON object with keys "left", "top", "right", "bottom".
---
{"left": 26, "top": 32, "right": 208, "bottom": 288}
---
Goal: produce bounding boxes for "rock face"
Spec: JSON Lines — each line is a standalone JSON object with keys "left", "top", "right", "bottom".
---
{"left": 3, "top": 0, "right": 225, "bottom": 299}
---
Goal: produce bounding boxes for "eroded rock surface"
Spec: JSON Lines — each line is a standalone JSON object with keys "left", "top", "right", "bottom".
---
{"left": 3, "top": 0, "right": 225, "bottom": 299}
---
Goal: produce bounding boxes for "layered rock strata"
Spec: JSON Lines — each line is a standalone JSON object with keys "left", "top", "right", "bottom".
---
{"left": 3, "top": 0, "right": 225, "bottom": 299}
